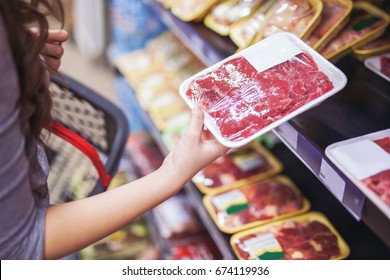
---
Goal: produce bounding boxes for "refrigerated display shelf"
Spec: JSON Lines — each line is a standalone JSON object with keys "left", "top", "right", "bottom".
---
{"left": 119, "top": 72, "right": 390, "bottom": 259}
{"left": 273, "top": 55, "right": 390, "bottom": 246}
{"left": 141, "top": 0, "right": 390, "bottom": 253}
{"left": 143, "top": 0, "right": 237, "bottom": 66}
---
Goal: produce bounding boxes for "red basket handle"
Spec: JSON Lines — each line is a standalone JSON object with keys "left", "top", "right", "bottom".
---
{"left": 47, "top": 121, "right": 111, "bottom": 188}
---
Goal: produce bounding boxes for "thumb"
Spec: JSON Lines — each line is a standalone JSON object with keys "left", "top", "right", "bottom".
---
{"left": 186, "top": 103, "right": 204, "bottom": 139}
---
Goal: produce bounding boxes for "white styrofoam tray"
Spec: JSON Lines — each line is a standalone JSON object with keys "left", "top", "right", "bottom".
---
{"left": 179, "top": 32, "right": 347, "bottom": 148}
{"left": 325, "top": 129, "right": 390, "bottom": 219}
{"left": 364, "top": 53, "right": 390, "bottom": 82}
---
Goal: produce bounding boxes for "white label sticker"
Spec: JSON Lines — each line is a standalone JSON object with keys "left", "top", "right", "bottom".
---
{"left": 242, "top": 35, "right": 302, "bottom": 73}
{"left": 319, "top": 159, "right": 346, "bottom": 201}
{"left": 243, "top": 233, "right": 284, "bottom": 260}
{"left": 329, "top": 139, "right": 390, "bottom": 180}
{"left": 212, "top": 189, "right": 247, "bottom": 212}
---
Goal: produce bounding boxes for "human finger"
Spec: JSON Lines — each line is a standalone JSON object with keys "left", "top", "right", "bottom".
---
{"left": 42, "top": 55, "right": 61, "bottom": 72}
{"left": 41, "top": 43, "right": 64, "bottom": 59}
{"left": 184, "top": 103, "right": 204, "bottom": 139}
{"left": 47, "top": 29, "right": 69, "bottom": 44}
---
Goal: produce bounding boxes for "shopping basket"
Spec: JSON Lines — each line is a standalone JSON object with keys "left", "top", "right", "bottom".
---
{"left": 44, "top": 74, "right": 129, "bottom": 204}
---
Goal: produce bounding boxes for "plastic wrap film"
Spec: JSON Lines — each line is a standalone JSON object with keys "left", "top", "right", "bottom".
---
{"left": 204, "top": 0, "right": 265, "bottom": 36}
{"left": 305, "top": 0, "right": 352, "bottom": 50}
{"left": 249, "top": 0, "right": 322, "bottom": 44}
{"left": 180, "top": 33, "right": 346, "bottom": 148}
{"left": 186, "top": 53, "right": 333, "bottom": 142}
{"left": 171, "top": 0, "right": 221, "bottom": 22}
{"left": 152, "top": 195, "right": 204, "bottom": 240}
{"left": 193, "top": 141, "right": 282, "bottom": 194}
{"left": 321, "top": 2, "right": 390, "bottom": 62}
{"left": 203, "top": 176, "right": 310, "bottom": 233}
{"left": 229, "top": 0, "right": 278, "bottom": 49}
{"left": 167, "top": 236, "right": 222, "bottom": 260}
{"left": 325, "top": 129, "right": 390, "bottom": 219}
{"left": 230, "top": 212, "right": 350, "bottom": 260}
{"left": 353, "top": 28, "right": 390, "bottom": 60}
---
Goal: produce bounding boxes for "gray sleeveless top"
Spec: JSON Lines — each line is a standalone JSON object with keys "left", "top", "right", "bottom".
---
{"left": 0, "top": 14, "right": 49, "bottom": 259}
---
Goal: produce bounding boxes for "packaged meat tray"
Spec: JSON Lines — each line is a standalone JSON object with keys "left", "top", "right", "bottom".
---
{"left": 230, "top": 211, "right": 350, "bottom": 260}
{"left": 203, "top": 175, "right": 310, "bottom": 233}
{"left": 167, "top": 236, "right": 222, "bottom": 260}
{"left": 171, "top": 0, "right": 220, "bottom": 22}
{"left": 179, "top": 32, "right": 347, "bottom": 148}
{"left": 364, "top": 53, "right": 390, "bottom": 82}
{"left": 249, "top": 0, "right": 323, "bottom": 45}
{"left": 152, "top": 195, "right": 204, "bottom": 240}
{"left": 193, "top": 141, "right": 283, "bottom": 194}
{"left": 305, "top": 0, "right": 352, "bottom": 51}
{"left": 203, "top": 0, "right": 265, "bottom": 36}
{"left": 229, "top": 0, "right": 277, "bottom": 49}
{"left": 325, "top": 129, "right": 390, "bottom": 219}
{"left": 321, "top": 2, "right": 390, "bottom": 62}
{"left": 353, "top": 29, "right": 390, "bottom": 61}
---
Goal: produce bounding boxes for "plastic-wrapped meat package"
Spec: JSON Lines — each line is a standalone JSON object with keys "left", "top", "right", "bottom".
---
{"left": 305, "top": 0, "right": 351, "bottom": 49}
{"left": 362, "top": 137, "right": 390, "bottom": 206}
{"left": 321, "top": 2, "right": 389, "bottom": 60}
{"left": 230, "top": 212, "right": 350, "bottom": 260}
{"left": 193, "top": 142, "right": 282, "bottom": 193}
{"left": 125, "top": 133, "right": 164, "bottom": 176}
{"left": 171, "top": 0, "right": 221, "bottom": 22}
{"left": 167, "top": 237, "right": 221, "bottom": 260}
{"left": 180, "top": 33, "right": 346, "bottom": 148}
{"left": 187, "top": 52, "right": 334, "bottom": 142}
{"left": 204, "top": 0, "right": 265, "bottom": 36}
{"left": 153, "top": 195, "right": 203, "bottom": 240}
{"left": 353, "top": 29, "right": 390, "bottom": 61}
{"left": 254, "top": 0, "right": 319, "bottom": 42}
{"left": 325, "top": 129, "right": 390, "bottom": 219}
{"left": 203, "top": 176, "right": 310, "bottom": 233}
{"left": 229, "top": 0, "right": 278, "bottom": 49}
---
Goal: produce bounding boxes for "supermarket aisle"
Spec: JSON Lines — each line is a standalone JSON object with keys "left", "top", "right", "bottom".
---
{"left": 60, "top": 39, "right": 118, "bottom": 104}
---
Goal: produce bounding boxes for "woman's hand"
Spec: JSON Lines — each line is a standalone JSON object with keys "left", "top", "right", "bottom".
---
{"left": 30, "top": 28, "right": 69, "bottom": 75}
{"left": 163, "top": 104, "right": 229, "bottom": 183}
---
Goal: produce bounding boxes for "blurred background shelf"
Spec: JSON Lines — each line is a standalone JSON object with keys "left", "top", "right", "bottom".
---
{"left": 142, "top": 0, "right": 390, "bottom": 254}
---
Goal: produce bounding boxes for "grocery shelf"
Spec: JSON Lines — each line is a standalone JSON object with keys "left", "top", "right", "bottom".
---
{"left": 143, "top": 0, "right": 390, "bottom": 249}
{"left": 273, "top": 55, "right": 390, "bottom": 247}
{"left": 143, "top": 0, "right": 237, "bottom": 66}
{"left": 118, "top": 71, "right": 390, "bottom": 259}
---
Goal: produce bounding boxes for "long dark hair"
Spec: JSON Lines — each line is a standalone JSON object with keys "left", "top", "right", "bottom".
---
{"left": 0, "top": 0, "right": 63, "bottom": 140}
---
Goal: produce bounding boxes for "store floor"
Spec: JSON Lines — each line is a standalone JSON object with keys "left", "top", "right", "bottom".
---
{"left": 60, "top": 39, "right": 118, "bottom": 104}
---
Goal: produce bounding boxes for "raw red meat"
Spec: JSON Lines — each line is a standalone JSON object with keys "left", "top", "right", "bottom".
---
{"left": 168, "top": 237, "right": 221, "bottom": 260}
{"left": 186, "top": 52, "right": 334, "bottom": 141}
{"left": 380, "top": 56, "right": 390, "bottom": 78}
{"left": 361, "top": 137, "right": 390, "bottom": 206}
{"left": 232, "top": 220, "right": 341, "bottom": 260}
{"left": 210, "top": 178, "right": 305, "bottom": 229}
{"left": 362, "top": 170, "right": 390, "bottom": 206}
{"left": 306, "top": 0, "right": 348, "bottom": 47}
{"left": 194, "top": 146, "right": 275, "bottom": 189}
{"left": 321, "top": 10, "right": 385, "bottom": 57}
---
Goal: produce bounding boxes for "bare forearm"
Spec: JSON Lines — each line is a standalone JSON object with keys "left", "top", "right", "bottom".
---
{"left": 44, "top": 164, "right": 185, "bottom": 259}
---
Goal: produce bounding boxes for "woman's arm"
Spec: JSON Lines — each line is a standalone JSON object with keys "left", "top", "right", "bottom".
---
{"left": 44, "top": 104, "right": 228, "bottom": 259}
